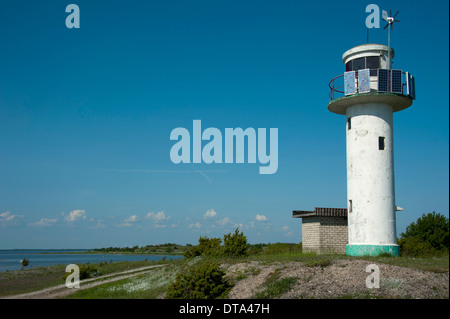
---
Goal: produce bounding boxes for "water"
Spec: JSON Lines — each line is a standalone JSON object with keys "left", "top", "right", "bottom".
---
{"left": 0, "top": 249, "right": 184, "bottom": 272}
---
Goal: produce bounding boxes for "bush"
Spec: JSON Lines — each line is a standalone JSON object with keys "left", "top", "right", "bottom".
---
{"left": 222, "top": 228, "right": 249, "bottom": 257}
{"left": 20, "top": 258, "right": 30, "bottom": 270}
{"left": 399, "top": 212, "right": 449, "bottom": 257}
{"left": 79, "top": 264, "right": 101, "bottom": 279}
{"left": 62, "top": 264, "right": 102, "bottom": 281}
{"left": 184, "top": 236, "right": 222, "bottom": 258}
{"left": 165, "top": 261, "right": 232, "bottom": 299}
{"left": 184, "top": 245, "right": 202, "bottom": 258}
{"left": 198, "top": 236, "right": 222, "bottom": 256}
{"left": 398, "top": 237, "right": 441, "bottom": 257}
{"left": 184, "top": 228, "right": 249, "bottom": 258}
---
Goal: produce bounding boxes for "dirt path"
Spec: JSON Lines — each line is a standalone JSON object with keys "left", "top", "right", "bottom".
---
{"left": 1, "top": 264, "right": 166, "bottom": 299}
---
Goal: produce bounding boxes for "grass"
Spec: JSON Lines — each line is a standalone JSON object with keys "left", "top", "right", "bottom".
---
{"left": 1, "top": 246, "right": 448, "bottom": 299}
{"left": 65, "top": 257, "right": 201, "bottom": 299}
{"left": 65, "top": 264, "right": 180, "bottom": 299}
{"left": 252, "top": 269, "right": 298, "bottom": 299}
{"left": 0, "top": 259, "right": 176, "bottom": 297}
{"left": 0, "top": 264, "right": 68, "bottom": 296}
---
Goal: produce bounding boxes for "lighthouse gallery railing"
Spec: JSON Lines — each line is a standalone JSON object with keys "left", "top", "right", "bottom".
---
{"left": 329, "top": 69, "right": 415, "bottom": 101}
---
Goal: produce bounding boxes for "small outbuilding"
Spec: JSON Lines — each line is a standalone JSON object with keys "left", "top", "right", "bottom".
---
{"left": 293, "top": 207, "right": 348, "bottom": 254}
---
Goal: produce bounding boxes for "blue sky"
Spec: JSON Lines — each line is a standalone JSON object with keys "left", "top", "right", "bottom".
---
{"left": 0, "top": 0, "right": 448, "bottom": 249}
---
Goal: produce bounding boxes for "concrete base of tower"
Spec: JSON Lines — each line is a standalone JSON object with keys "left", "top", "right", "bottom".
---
{"left": 346, "top": 244, "right": 400, "bottom": 257}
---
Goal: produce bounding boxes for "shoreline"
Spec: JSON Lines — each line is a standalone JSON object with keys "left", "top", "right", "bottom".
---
{"left": 38, "top": 251, "right": 184, "bottom": 256}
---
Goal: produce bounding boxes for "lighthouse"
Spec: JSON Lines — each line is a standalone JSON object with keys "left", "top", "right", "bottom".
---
{"left": 328, "top": 43, "right": 415, "bottom": 256}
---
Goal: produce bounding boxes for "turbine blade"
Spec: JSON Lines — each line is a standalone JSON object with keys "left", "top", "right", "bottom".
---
{"left": 382, "top": 10, "right": 388, "bottom": 21}
{"left": 384, "top": 23, "right": 389, "bottom": 30}
{"left": 394, "top": 19, "right": 400, "bottom": 22}
{"left": 393, "top": 10, "right": 399, "bottom": 18}
{"left": 390, "top": 10, "right": 392, "bottom": 17}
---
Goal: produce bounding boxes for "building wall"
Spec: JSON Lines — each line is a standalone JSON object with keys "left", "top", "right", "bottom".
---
{"left": 319, "top": 216, "right": 348, "bottom": 254}
{"left": 302, "top": 217, "right": 321, "bottom": 253}
{"left": 302, "top": 216, "right": 348, "bottom": 254}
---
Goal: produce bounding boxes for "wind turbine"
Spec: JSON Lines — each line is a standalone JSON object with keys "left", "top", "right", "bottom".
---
{"left": 383, "top": 10, "right": 400, "bottom": 70}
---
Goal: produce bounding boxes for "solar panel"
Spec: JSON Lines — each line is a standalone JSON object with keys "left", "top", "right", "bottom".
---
{"left": 344, "top": 71, "right": 356, "bottom": 95}
{"left": 391, "top": 70, "right": 403, "bottom": 94}
{"left": 358, "top": 69, "right": 371, "bottom": 93}
{"left": 406, "top": 72, "right": 416, "bottom": 100}
{"left": 378, "top": 69, "right": 389, "bottom": 92}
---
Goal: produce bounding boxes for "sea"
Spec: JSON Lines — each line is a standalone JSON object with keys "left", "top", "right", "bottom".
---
{"left": 0, "top": 249, "right": 184, "bottom": 272}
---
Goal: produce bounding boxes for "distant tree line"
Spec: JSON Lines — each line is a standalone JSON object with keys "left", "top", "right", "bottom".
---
{"left": 92, "top": 243, "right": 185, "bottom": 254}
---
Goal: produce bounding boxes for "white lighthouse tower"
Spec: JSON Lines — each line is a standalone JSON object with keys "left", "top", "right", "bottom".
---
{"left": 328, "top": 42, "right": 415, "bottom": 256}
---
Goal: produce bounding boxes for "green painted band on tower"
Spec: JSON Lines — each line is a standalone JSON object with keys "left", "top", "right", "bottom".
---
{"left": 346, "top": 244, "right": 400, "bottom": 257}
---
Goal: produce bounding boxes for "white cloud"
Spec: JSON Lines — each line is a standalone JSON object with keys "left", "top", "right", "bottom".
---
{"left": 188, "top": 222, "right": 201, "bottom": 229}
{"left": 0, "top": 211, "right": 24, "bottom": 227}
{"left": 203, "top": 209, "right": 217, "bottom": 219}
{"left": 256, "top": 214, "right": 268, "bottom": 222}
{"left": 65, "top": 210, "right": 87, "bottom": 223}
{"left": 125, "top": 215, "right": 138, "bottom": 223}
{"left": 94, "top": 221, "right": 106, "bottom": 229}
{"left": 118, "top": 215, "right": 139, "bottom": 227}
{"left": 217, "top": 217, "right": 232, "bottom": 226}
{"left": 0, "top": 211, "right": 15, "bottom": 221}
{"left": 146, "top": 211, "right": 170, "bottom": 222}
{"left": 28, "top": 218, "right": 58, "bottom": 227}
{"left": 282, "top": 226, "right": 289, "bottom": 232}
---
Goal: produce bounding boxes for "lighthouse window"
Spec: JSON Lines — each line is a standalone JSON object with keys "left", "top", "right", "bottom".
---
{"left": 379, "top": 136, "right": 385, "bottom": 150}
{"left": 345, "top": 61, "right": 352, "bottom": 72}
{"left": 346, "top": 56, "right": 380, "bottom": 76}
{"left": 347, "top": 117, "right": 352, "bottom": 130}
{"left": 352, "top": 57, "right": 365, "bottom": 71}
{"left": 366, "top": 56, "right": 380, "bottom": 75}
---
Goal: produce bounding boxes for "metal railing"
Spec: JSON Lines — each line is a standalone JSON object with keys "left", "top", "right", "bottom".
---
{"left": 329, "top": 69, "right": 414, "bottom": 101}
{"left": 329, "top": 73, "right": 345, "bottom": 100}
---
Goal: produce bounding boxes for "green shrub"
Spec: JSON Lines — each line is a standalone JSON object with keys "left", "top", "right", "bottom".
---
{"left": 20, "top": 258, "right": 30, "bottom": 270}
{"left": 222, "top": 228, "right": 249, "bottom": 257}
{"left": 79, "top": 264, "right": 101, "bottom": 279}
{"left": 398, "top": 237, "right": 441, "bottom": 257}
{"left": 198, "top": 236, "right": 222, "bottom": 256}
{"left": 165, "top": 261, "right": 232, "bottom": 299}
{"left": 184, "top": 245, "right": 202, "bottom": 258}
{"left": 184, "top": 236, "right": 222, "bottom": 258}
{"left": 62, "top": 264, "right": 102, "bottom": 281}
{"left": 399, "top": 212, "right": 449, "bottom": 257}
{"left": 184, "top": 228, "right": 249, "bottom": 258}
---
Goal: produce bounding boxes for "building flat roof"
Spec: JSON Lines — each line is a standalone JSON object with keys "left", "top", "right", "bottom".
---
{"left": 293, "top": 207, "right": 348, "bottom": 218}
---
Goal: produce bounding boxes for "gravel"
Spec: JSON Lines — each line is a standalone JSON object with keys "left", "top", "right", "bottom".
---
{"left": 225, "top": 259, "right": 449, "bottom": 299}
